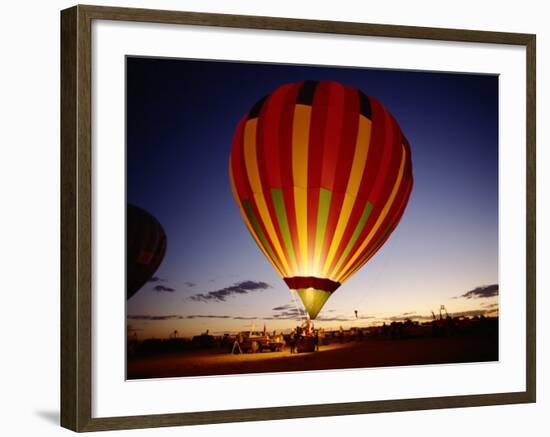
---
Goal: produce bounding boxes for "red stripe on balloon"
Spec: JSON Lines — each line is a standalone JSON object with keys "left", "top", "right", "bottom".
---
{"left": 229, "top": 117, "right": 251, "bottom": 201}
{"left": 332, "top": 85, "right": 360, "bottom": 195}
{"left": 325, "top": 96, "right": 389, "bottom": 275}
{"left": 366, "top": 101, "right": 399, "bottom": 206}
{"left": 320, "top": 81, "right": 346, "bottom": 190}
{"left": 279, "top": 84, "right": 302, "bottom": 272}
{"left": 343, "top": 129, "right": 412, "bottom": 281}
{"left": 336, "top": 103, "right": 402, "bottom": 274}
{"left": 304, "top": 82, "right": 330, "bottom": 270}
{"left": 231, "top": 114, "right": 286, "bottom": 273}
{"left": 307, "top": 81, "right": 330, "bottom": 190}
{"left": 262, "top": 84, "right": 294, "bottom": 188}
{"left": 319, "top": 86, "right": 360, "bottom": 273}
{"left": 256, "top": 92, "right": 288, "bottom": 264}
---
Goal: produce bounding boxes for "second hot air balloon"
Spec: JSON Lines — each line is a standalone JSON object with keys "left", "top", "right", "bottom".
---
{"left": 127, "top": 204, "right": 167, "bottom": 299}
{"left": 229, "top": 80, "right": 413, "bottom": 319}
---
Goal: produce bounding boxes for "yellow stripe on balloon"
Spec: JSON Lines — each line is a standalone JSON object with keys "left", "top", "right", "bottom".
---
{"left": 228, "top": 163, "right": 284, "bottom": 277}
{"left": 322, "top": 115, "right": 372, "bottom": 279}
{"left": 292, "top": 104, "right": 311, "bottom": 275}
{"left": 334, "top": 144, "right": 406, "bottom": 283}
{"left": 243, "top": 119, "right": 290, "bottom": 276}
{"left": 311, "top": 188, "right": 332, "bottom": 276}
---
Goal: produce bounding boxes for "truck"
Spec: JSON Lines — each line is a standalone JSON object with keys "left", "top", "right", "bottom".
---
{"left": 237, "top": 330, "right": 285, "bottom": 353}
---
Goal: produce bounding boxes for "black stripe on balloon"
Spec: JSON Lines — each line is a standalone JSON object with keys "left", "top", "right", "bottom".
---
{"left": 248, "top": 95, "right": 268, "bottom": 119}
{"left": 296, "top": 80, "right": 318, "bottom": 105}
{"left": 359, "top": 91, "right": 372, "bottom": 119}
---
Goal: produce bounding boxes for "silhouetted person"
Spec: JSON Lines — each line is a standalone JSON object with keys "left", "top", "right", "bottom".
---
{"left": 296, "top": 330, "right": 303, "bottom": 350}
{"left": 314, "top": 330, "right": 320, "bottom": 351}
{"left": 289, "top": 329, "right": 296, "bottom": 354}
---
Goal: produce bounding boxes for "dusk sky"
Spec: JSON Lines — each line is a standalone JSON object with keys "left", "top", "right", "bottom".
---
{"left": 126, "top": 57, "right": 499, "bottom": 338}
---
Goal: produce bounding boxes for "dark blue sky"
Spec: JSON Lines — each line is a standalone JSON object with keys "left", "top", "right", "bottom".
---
{"left": 126, "top": 57, "right": 498, "bottom": 336}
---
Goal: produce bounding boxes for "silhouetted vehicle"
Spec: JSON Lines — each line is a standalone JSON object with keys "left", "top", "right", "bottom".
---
{"left": 239, "top": 331, "right": 285, "bottom": 353}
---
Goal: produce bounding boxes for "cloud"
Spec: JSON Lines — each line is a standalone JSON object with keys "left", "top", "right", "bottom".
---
{"left": 147, "top": 276, "right": 163, "bottom": 283}
{"left": 451, "top": 309, "right": 494, "bottom": 318}
{"left": 128, "top": 314, "right": 183, "bottom": 321}
{"left": 481, "top": 302, "right": 499, "bottom": 309}
{"left": 272, "top": 304, "right": 293, "bottom": 311}
{"left": 184, "top": 282, "right": 197, "bottom": 287}
{"left": 188, "top": 280, "right": 272, "bottom": 302}
{"left": 457, "top": 284, "right": 499, "bottom": 299}
{"left": 269, "top": 304, "right": 374, "bottom": 322}
{"left": 153, "top": 285, "right": 175, "bottom": 292}
{"left": 386, "top": 313, "right": 432, "bottom": 322}
{"left": 272, "top": 308, "right": 303, "bottom": 320}
{"left": 128, "top": 310, "right": 378, "bottom": 324}
{"left": 129, "top": 313, "right": 271, "bottom": 321}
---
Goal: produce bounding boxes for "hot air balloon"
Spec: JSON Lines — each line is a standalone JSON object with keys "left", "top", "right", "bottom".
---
{"left": 229, "top": 81, "right": 413, "bottom": 319}
{"left": 127, "top": 204, "right": 167, "bottom": 299}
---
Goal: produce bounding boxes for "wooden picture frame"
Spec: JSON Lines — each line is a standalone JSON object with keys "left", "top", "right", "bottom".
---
{"left": 60, "top": 4, "right": 536, "bottom": 432}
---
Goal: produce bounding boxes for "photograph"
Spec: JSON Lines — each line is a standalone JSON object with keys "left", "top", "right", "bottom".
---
{"left": 125, "top": 56, "right": 499, "bottom": 380}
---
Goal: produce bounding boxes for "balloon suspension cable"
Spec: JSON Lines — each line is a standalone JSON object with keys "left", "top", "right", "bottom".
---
{"left": 352, "top": 267, "right": 383, "bottom": 322}
{"left": 290, "top": 289, "right": 307, "bottom": 323}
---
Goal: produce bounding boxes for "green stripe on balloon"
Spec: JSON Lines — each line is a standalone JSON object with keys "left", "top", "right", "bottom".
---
{"left": 270, "top": 188, "right": 298, "bottom": 271}
{"left": 314, "top": 188, "right": 333, "bottom": 263}
{"left": 332, "top": 201, "right": 373, "bottom": 275}
{"left": 243, "top": 200, "right": 285, "bottom": 274}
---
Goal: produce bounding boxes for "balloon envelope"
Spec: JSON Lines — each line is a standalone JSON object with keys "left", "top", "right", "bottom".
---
{"left": 126, "top": 204, "right": 167, "bottom": 299}
{"left": 229, "top": 81, "right": 413, "bottom": 319}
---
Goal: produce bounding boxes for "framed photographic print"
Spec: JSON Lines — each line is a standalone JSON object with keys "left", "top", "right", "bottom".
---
{"left": 60, "top": 4, "right": 536, "bottom": 432}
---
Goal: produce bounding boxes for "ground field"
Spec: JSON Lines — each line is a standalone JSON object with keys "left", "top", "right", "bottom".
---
{"left": 127, "top": 334, "right": 498, "bottom": 379}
